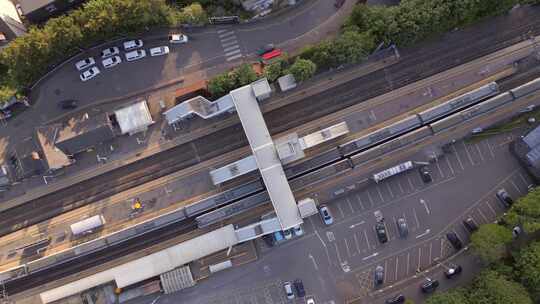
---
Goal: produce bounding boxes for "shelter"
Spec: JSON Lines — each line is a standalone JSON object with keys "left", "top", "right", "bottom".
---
{"left": 114, "top": 100, "right": 153, "bottom": 135}
{"left": 163, "top": 95, "right": 234, "bottom": 124}
{"left": 277, "top": 74, "right": 297, "bottom": 92}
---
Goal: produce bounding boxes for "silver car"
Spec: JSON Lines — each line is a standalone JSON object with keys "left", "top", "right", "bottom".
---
{"left": 101, "top": 46, "right": 120, "bottom": 58}
{"left": 396, "top": 217, "right": 408, "bottom": 238}
{"left": 102, "top": 56, "right": 122, "bottom": 69}
{"left": 283, "top": 281, "right": 294, "bottom": 299}
{"left": 319, "top": 205, "right": 333, "bottom": 226}
{"left": 79, "top": 66, "right": 100, "bottom": 82}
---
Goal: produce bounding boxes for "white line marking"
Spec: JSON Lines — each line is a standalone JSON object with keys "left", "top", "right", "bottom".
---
{"left": 477, "top": 208, "right": 489, "bottom": 223}
{"left": 462, "top": 142, "right": 475, "bottom": 166}
{"left": 220, "top": 35, "right": 237, "bottom": 42}
{"left": 406, "top": 252, "right": 410, "bottom": 275}
{"left": 356, "top": 194, "right": 365, "bottom": 210}
{"left": 486, "top": 139, "right": 496, "bottom": 159}
{"left": 511, "top": 180, "right": 522, "bottom": 194}
{"left": 518, "top": 172, "right": 529, "bottom": 187}
{"left": 354, "top": 233, "right": 362, "bottom": 255}
{"left": 350, "top": 221, "right": 365, "bottom": 229}
{"left": 225, "top": 49, "right": 241, "bottom": 56}
{"left": 394, "top": 256, "right": 399, "bottom": 281}
{"left": 475, "top": 143, "right": 485, "bottom": 162}
{"left": 485, "top": 201, "right": 497, "bottom": 217}
{"left": 337, "top": 202, "right": 345, "bottom": 218}
{"left": 366, "top": 191, "right": 374, "bottom": 207}
{"left": 398, "top": 181, "right": 405, "bottom": 194}
{"left": 413, "top": 208, "right": 420, "bottom": 229}
{"left": 362, "top": 252, "right": 379, "bottom": 261}
{"left": 345, "top": 238, "right": 352, "bottom": 257}
{"left": 223, "top": 45, "right": 240, "bottom": 52}
{"left": 221, "top": 39, "right": 238, "bottom": 47}
{"left": 376, "top": 186, "right": 384, "bottom": 202}
{"left": 440, "top": 238, "right": 444, "bottom": 258}
{"left": 436, "top": 157, "right": 444, "bottom": 179}
{"left": 445, "top": 155, "right": 455, "bottom": 175}
{"left": 226, "top": 53, "right": 243, "bottom": 61}
{"left": 384, "top": 259, "right": 388, "bottom": 282}
{"left": 308, "top": 253, "right": 319, "bottom": 271}
{"left": 363, "top": 229, "right": 371, "bottom": 250}
{"left": 218, "top": 31, "right": 235, "bottom": 38}
{"left": 415, "top": 229, "right": 431, "bottom": 239}
{"left": 429, "top": 242, "right": 433, "bottom": 262}
{"left": 407, "top": 176, "right": 415, "bottom": 191}
{"left": 417, "top": 247, "right": 422, "bottom": 270}
{"left": 217, "top": 29, "right": 229, "bottom": 34}
{"left": 346, "top": 197, "right": 355, "bottom": 213}
{"left": 314, "top": 230, "right": 326, "bottom": 248}
{"left": 420, "top": 199, "right": 430, "bottom": 215}
{"left": 386, "top": 182, "right": 394, "bottom": 198}
{"left": 452, "top": 144, "right": 465, "bottom": 170}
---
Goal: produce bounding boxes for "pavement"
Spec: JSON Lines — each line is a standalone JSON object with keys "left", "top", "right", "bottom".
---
{"left": 0, "top": 0, "right": 355, "bottom": 201}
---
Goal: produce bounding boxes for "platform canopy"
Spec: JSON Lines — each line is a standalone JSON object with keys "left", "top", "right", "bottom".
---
{"left": 114, "top": 100, "right": 153, "bottom": 135}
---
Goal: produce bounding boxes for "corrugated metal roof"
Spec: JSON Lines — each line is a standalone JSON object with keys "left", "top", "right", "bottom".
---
{"left": 114, "top": 101, "right": 153, "bottom": 135}
{"left": 523, "top": 125, "right": 540, "bottom": 149}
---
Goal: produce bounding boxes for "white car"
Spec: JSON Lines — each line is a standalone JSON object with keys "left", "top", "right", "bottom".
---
{"left": 123, "top": 39, "right": 143, "bottom": 51}
{"left": 102, "top": 56, "right": 122, "bottom": 68}
{"left": 169, "top": 34, "right": 188, "bottom": 44}
{"left": 75, "top": 57, "right": 95, "bottom": 71}
{"left": 125, "top": 49, "right": 146, "bottom": 62}
{"left": 306, "top": 297, "right": 315, "bottom": 304}
{"left": 150, "top": 46, "right": 169, "bottom": 57}
{"left": 80, "top": 66, "right": 100, "bottom": 82}
{"left": 100, "top": 46, "right": 120, "bottom": 58}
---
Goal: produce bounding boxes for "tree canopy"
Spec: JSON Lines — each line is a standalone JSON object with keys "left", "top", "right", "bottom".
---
{"left": 469, "top": 270, "right": 533, "bottom": 304}
{"left": 506, "top": 187, "right": 540, "bottom": 234}
{"left": 470, "top": 223, "right": 512, "bottom": 264}
{"left": 288, "top": 58, "right": 316, "bottom": 82}
{"left": 515, "top": 241, "right": 540, "bottom": 301}
{"left": 425, "top": 289, "right": 470, "bottom": 304}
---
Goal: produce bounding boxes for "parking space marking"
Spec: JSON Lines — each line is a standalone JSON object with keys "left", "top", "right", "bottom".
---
{"left": 376, "top": 186, "right": 385, "bottom": 202}
{"left": 384, "top": 221, "right": 393, "bottom": 241}
{"left": 475, "top": 143, "right": 485, "bottom": 162}
{"left": 429, "top": 242, "right": 433, "bottom": 264}
{"left": 398, "top": 181, "right": 405, "bottom": 194}
{"left": 406, "top": 252, "right": 411, "bottom": 276}
{"left": 366, "top": 190, "right": 375, "bottom": 207}
{"left": 337, "top": 202, "right": 345, "bottom": 219}
{"left": 354, "top": 232, "right": 363, "bottom": 254}
{"left": 462, "top": 142, "right": 475, "bottom": 166}
{"left": 477, "top": 207, "right": 490, "bottom": 223}
{"left": 510, "top": 180, "right": 522, "bottom": 194}
{"left": 485, "top": 139, "right": 496, "bottom": 159}
{"left": 417, "top": 247, "right": 422, "bottom": 271}
{"left": 413, "top": 208, "right": 420, "bottom": 229}
{"left": 452, "top": 144, "right": 465, "bottom": 170}
{"left": 518, "top": 172, "right": 530, "bottom": 187}
{"left": 386, "top": 182, "right": 394, "bottom": 198}
{"left": 346, "top": 197, "right": 355, "bottom": 213}
{"left": 384, "top": 259, "right": 388, "bottom": 283}
{"left": 334, "top": 242, "right": 343, "bottom": 265}
{"left": 435, "top": 158, "right": 444, "bottom": 179}
{"left": 394, "top": 256, "right": 399, "bottom": 282}
{"left": 345, "top": 238, "right": 353, "bottom": 257}
{"left": 485, "top": 201, "right": 497, "bottom": 217}
{"left": 356, "top": 194, "right": 366, "bottom": 210}
{"left": 440, "top": 238, "right": 444, "bottom": 259}
{"left": 364, "top": 229, "right": 372, "bottom": 250}
{"left": 407, "top": 176, "right": 415, "bottom": 192}
{"left": 444, "top": 155, "right": 455, "bottom": 175}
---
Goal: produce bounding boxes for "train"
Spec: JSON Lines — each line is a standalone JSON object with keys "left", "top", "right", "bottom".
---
{"left": 4, "top": 77, "right": 540, "bottom": 285}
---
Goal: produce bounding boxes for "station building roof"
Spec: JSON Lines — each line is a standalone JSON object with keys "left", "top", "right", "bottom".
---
{"left": 114, "top": 100, "right": 153, "bottom": 135}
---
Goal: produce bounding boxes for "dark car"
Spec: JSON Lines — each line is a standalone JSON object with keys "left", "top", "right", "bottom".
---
{"left": 444, "top": 265, "right": 463, "bottom": 279}
{"left": 375, "top": 222, "right": 388, "bottom": 243}
{"left": 293, "top": 279, "right": 305, "bottom": 297}
{"left": 58, "top": 99, "right": 78, "bottom": 109}
{"left": 419, "top": 166, "right": 432, "bottom": 183}
{"left": 463, "top": 217, "right": 478, "bottom": 233}
{"left": 385, "top": 294, "right": 405, "bottom": 304}
{"left": 262, "top": 234, "right": 275, "bottom": 247}
{"left": 496, "top": 189, "right": 513, "bottom": 207}
{"left": 446, "top": 232, "right": 463, "bottom": 250}
{"left": 374, "top": 265, "right": 384, "bottom": 285}
{"left": 257, "top": 43, "right": 275, "bottom": 56}
{"left": 421, "top": 279, "right": 439, "bottom": 293}
{"left": 396, "top": 217, "right": 408, "bottom": 238}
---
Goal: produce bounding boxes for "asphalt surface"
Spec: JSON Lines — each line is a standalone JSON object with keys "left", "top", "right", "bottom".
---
{"left": 3, "top": 5, "right": 540, "bottom": 237}
{"left": 124, "top": 131, "right": 533, "bottom": 304}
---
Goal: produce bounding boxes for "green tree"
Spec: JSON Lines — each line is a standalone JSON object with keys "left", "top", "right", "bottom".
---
{"left": 263, "top": 59, "right": 288, "bottom": 83}
{"left": 233, "top": 63, "right": 258, "bottom": 87}
{"left": 425, "top": 289, "right": 469, "bottom": 304}
{"left": 515, "top": 241, "right": 540, "bottom": 300}
{"left": 470, "top": 270, "right": 532, "bottom": 304}
{"left": 506, "top": 187, "right": 540, "bottom": 233}
{"left": 333, "top": 30, "right": 376, "bottom": 65}
{"left": 404, "top": 299, "right": 415, "bottom": 304}
{"left": 207, "top": 72, "right": 236, "bottom": 98}
{"left": 470, "top": 223, "right": 512, "bottom": 264}
{"left": 176, "top": 3, "right": 207, "bottom": 25}
{"left": 287, "top": 58, "right": 316, "bottom": 82}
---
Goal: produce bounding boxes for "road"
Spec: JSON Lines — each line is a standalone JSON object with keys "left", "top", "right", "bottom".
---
{"left": 124, "top": 131, "right": 532, "bottom": 304}
{"left": 3, "top": 5, "right": 540, "bottom": 238}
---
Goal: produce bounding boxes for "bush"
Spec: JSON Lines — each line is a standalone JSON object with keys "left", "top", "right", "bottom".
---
{"left": 208, "top": 72, "right": 236, "bottom": 98}
{"left": 470, "top": 270, "right": 533, "bottom": 304}
{"left": 263, "top": 58, "right": 288, "bottom": 83}
{"left": 287, "top": 58, "right": 316, "bottom": 82}
{"left": 515, "top": 241, "right": 540, "bottom": 301}
{"left": 234, "top": 63, "right": 258, "bottom": 87}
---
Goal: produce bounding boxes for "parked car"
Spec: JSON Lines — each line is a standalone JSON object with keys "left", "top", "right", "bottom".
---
{"left": 75, "top": 57, "right": 95, "bottom": 71}
{"left": 374, "top": 265, "right": 384, "bottom": 285}
{"left": 421, "top": 279, "right": 439, "bottom": 293}
{"left": 273, "top": 231, "right": 284, "bottom": 243}
{"left": 444, "top": 265, "right": 463, "bottom": 279}
{"left": 463, "top": 217, "right": 478, "bottom": 232}
{"left": 496, "top": 188, "right": 514, "bottom": 207}
{"left": 125, "top": 49, "right": 146, "bottom": 62}
{"left": 79, "top": 66, "right": 100, "bottom": 82}
{"left": 257, "top": 43, "right": 275, "bottom": 56}
{"left": 100, "top": 46, "right": 120, "bottom": 58}
{"left": 472, "top": 127, "right": 484, "bottom": 134}
{"left": 293, "top": 225, "right": 304, "bottom": 236}
{"left": 375, "top": 222, "right": 388, "bottom": 243}
{"left": 169, "top": 34, "right": 189, "bottom": 44}
{"left": 385, "top": 294, "right": 405, "bottom": 304}
{"left": 446, "top": 232, "right": 463, "bottom": 250}
{"left": 102, "top": 56, "right": 122, "bottom": 68}
{"left": 374, "top": 210, "right": 384, "bottom": 223}
{"left": 396, "top": 217, "right": 408, "bottom": 238}
{"left": 58, "top": 99, "right": 78, "bottom": 110}
{"left": 283, "top": 281, "right": 294, "bottom": 299}
{"left": 306, "top": 297, "right": 315, "bottom": 304}
{"left": 283, "top": 229, "right": 292, "bottom": 240}
{"left": 150, "top": 46, "right": 170, "bottom": 57}
{"left": 319, "top": 205, "right": 333, "bottom": 225}
{"left": 419, "top": 166, "right": 432, "bottom": 183}
{"left": 262, "top": 234, "right": 274, "bottom": 247}
{"left": 123, "top": 39, "right": 143, "bottom": 51}
{"left": 293, "top": 279, "right": 305, "bottom": 297}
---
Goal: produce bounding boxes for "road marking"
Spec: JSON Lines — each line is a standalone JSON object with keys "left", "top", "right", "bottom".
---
{"left": 350, "top": 221, "right": 365, "bottom": 229}
{"left": 407, "top": 176, "right": 415, "bottom": 191}
{"left": 220, "top": 35, "right": 237, "bottom": 42}
{"left": 384, "top": 259, "right": 388, "bottom": 283}
{"left": 356, "top": 194, "right": 366, "bottom": 210}
{"left": 429, "top": 242, "right": 433, "bottom": 262}
{"left": 420, "top": 199, "right": 430, "bottom": 215}
{"left": 485, "top": 201, "right": 497, "bottom": 217}
{"left": 510, "top": 180, "right": 521, "bottom": 194}
{"left": 345, "top": 238, "right": 352, "bottom": 257}
{"left": 366, "top": 190, "right": 374, "bottom": 207}
{"left": 308, "top": 253, "right": 319, "bottom": 271}
{"left": 435, "top": 157, "right": 444, "bottom": 179}
{"left": 346, "top": 197, "right": 355, "bottom": 213}
{"left": 477, "top": 208, "right": 489, "bottom": 223}
{"left": 370, "top": 109, "right": 377, "bottom": 121}
{"left": 384, "top": 221, "right": 393, "bottom": 240}
{"left": 398, "top": 181, "right": 405, "bottom": 194}
{"left": 326, "top": 231, "right": 335, "bottom": 242}
{"left": 452, "top": 144, "right": 465, "bottom": 170}
{"left": 223, "top": 45, "right": 240, "bottom": 52}
{"left": 518, "top": 172, "right": 529, "bottom": 187}
{"left": 363, "top": 229, "right": 371, "bottom": 250}
{"left": 415, "top": 229, "right": 431, "bottom": 239}
{"left": 462, "top": 141, "right": 475, "bottom": 166}
{"left": 376, "top": 186, "right": 385, "bottom": 202}
{"left": 226, "top": 54, "right": 243, "bottom": 61}
{"left": 417, "top": 247, "right": 422, "bottom": 270}
{"left": 219, "top": 31, "right": 235, "bottom": 38}
{"left": 486, "top": 139, "right": 496, "bottom": 159}
{"left": 362, "top": 252, "right": 379, "bottom": 261}
{"left": 475, "top": 143, "right": 485, "bottom": 162}
{"left": 337, "top": 202, "right": 345, "bottom": 218}
{"left": 334, "top": 243, "right": 343, "bottom": 265}
{"left": 440, "top": 238, "right": 444, "bottom": 258}
{"left": 221, "top": 39, "right": 238, "bottom": 47}
{"left": 444, "top": 154, "right": 455, "bottom": 175}
{"left": 386, "top": 182, "right": 394, "bottom": 198}
{"left": 315, "top": 230, "right": 326, "bottom": 248}
{"left": 354, "top": 233, "right": 362, "bottom": 255}
{"left": 413, "top": 208, "right": 420, "bottom": 229}
{"left": 406, "top": 253, "right": 410, "bottom": 275}
{"left": 225, "top": 49, "right": 241, "bottom": 56}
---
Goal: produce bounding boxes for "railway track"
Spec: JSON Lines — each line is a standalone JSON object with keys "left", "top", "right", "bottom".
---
{"left": 2, "top": 8, "right": 540, "bottom": 237}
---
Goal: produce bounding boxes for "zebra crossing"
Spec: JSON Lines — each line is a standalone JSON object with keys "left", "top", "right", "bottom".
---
{"left": 217, "top": 29, "right": 243, "bottom": 62}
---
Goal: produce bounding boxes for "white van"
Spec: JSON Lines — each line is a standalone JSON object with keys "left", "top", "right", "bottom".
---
{"left": 123, "top": 39, "right": 143, "bottom": 51}
{"left": 125, "top": 49, "right": 146, "bottom": 62}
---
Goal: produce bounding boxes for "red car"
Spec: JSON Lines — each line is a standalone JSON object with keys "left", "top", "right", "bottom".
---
{"left": 262, "top": 49, "right": 282, "bottom": 61}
